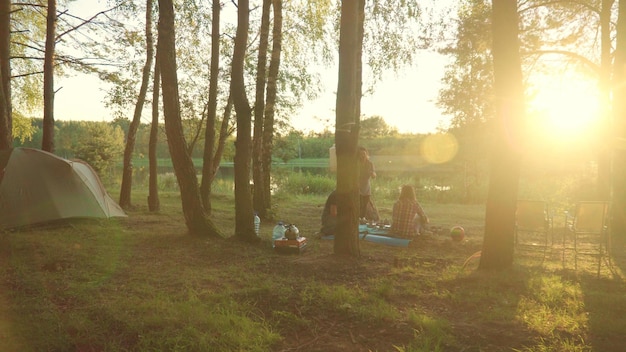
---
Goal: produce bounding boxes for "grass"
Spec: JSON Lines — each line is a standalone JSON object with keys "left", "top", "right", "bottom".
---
{"left": 1, "top": 188, "right": 626, "bottom": 351}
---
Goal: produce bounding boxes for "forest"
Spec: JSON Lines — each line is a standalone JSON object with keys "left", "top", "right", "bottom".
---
{"left": 2, "top": 0, "right": 624, "bottom": 263}
{"left": 3, "top": 0, "right": 626, "bottom": 350}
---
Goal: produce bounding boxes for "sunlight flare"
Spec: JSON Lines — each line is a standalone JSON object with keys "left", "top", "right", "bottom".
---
{"left": 527, "top": 77, "right": 602, "bottom": 143}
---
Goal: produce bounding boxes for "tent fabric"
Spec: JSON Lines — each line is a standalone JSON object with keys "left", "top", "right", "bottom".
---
{"left": 0, "top": 148, "right": 126, "bottom": 230}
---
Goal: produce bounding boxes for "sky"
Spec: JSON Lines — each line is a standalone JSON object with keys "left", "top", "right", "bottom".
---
{"left": 291, "top": 51, "right": 451, "bottom": 134}
{"left": 55, "top": 52, "right": 451, "bottom": 134}
{"left": 53, "top": 1, "right": 453, "bottom": 135}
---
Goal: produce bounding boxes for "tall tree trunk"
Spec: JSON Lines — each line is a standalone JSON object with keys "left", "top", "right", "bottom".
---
{"left": 202, "top": 94, "right": 235, "bottom": 215}
{"left": 261, "top": 0, "right": 283, "bottom": 218}
{"left": 334, "top": 0, "right": 362, "bottom": 257}
{"left": 597, "top": 0, "right": 615, "bottom": 201}
{"left": 611, "top": 0, "right": 626, "bottom": 238}
{"left": 41, "top": 0, "right": 56, "bottom": 153}
{"left": 232, "top": 0, "right": 257, "bottom": 242}
{"left": 148, "top": 37, "right": 161, "bottom": 212}
{"left": 200, "top": 0, "right": 222, "bottom": 212}
{"left": 252, "top": 0, "right": 271, "bottom": 219}
{"left": 478, "top": 0, "right": 524, "bottom": 270}
{"left": 0, "top": 0, "right": 11, "bottom": 150}
{"left": 0, "top": 69, "right": 8, "bottom": 150}
{"left": 120, "top": 0, "right": 154, "bottom": 209}
{"left": 157, "top": 0, "right": 222, "bottom": 237}
{"left": 355, "top": 0, "right": 364, "bottom": 143}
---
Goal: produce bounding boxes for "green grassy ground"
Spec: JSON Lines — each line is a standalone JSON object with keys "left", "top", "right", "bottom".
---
{"left": 0, "top": 190, "right": 625, "bottom": 351}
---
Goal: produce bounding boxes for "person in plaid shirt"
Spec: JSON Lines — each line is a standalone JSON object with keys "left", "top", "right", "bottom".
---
{"left": 391, "top": 185, "right": 429, "bottom": 238}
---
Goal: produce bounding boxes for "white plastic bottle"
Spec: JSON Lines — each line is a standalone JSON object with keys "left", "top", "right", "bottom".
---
{"left": 254, "top": 212, "right": 261, "bottom": 237}
{"left": 272, "top": 221, "right": 286, "bottom": 247}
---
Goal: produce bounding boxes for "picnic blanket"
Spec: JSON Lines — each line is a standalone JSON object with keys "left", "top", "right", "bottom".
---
{"left": 321, "top": 225, "right": 411, "bottom": 247}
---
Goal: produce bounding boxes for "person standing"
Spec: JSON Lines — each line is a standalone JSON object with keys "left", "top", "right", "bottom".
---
{"left": 391, "top": 185, "right": 429, "bottom": 238}
{"left": 358, "top": 146, "right": 376, "bottom": 220}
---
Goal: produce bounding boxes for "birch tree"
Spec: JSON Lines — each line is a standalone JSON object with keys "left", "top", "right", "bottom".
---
{"left": 157, "top": 0, "right": 222, "bottom": 237}
{"left": 119, "top": 0, "right": 154, "bottom": 209}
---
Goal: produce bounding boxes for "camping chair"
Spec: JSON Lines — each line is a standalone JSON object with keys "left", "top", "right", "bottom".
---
{"left": 514, "top": 200, "right": 552, "bottom": 258}
{"left": 562, "top": 201, "right": 610, "bottom": 277}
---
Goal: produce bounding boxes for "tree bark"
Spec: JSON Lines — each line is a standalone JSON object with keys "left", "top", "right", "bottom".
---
{"left": 231, "top": 0, "right": 258, "bottom": 242}
{"left": 41, "top": 0, "right": 56, "bottom": 153}
{"left": 148, "top": 37, "right": 161, "bottom": 212}
{"left": 334, "top": 0, "right": 363, "bottom": 257}
{"left": 120, "top": 0, "right": 154, "bottom": 209}
{"left": 611, "top": 0, "right": 626, "bottom": 238}
{"left": 200, "top": 0, "right": 222, "bottom": 212}
{"left": 261, "top": 0, "right": 283, "bottom": 218}
{"left": 157, "top": 0, "right": 222, "bottom": 237}
{"left": 0, "top": 0, "right": 11, "bottom": 150}
{"left": 478, "top": 0, "right": 524, "bottom": 270}
{"left": 252, "top": 0, "right": 271, "bottom": 219}
{"left": 596, "top": 0, "right": 615, "bottom": 201}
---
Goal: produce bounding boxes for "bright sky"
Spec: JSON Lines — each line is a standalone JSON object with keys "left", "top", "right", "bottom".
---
{"left": 55, "top": 52, "right": 450, "bottom": 134}
{"left": 53, "top": 0, "right": 452, "bottom": 135}
{"left": 292, "top": 51, "right": 451, "bottom": 134}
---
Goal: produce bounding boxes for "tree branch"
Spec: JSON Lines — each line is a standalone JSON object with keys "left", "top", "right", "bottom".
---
{"left": 519, "top": 0, "right": 599, "bottom": 16}
{"left": 522, "top": 49, "right": 600, "bottom": 75}
{"left": 56, "top": 3, "right": 126, "bottom": 41}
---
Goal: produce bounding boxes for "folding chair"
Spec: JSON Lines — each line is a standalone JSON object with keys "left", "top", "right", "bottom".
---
{"left": 514, "top": 200, "right": 552, "bottom": 258}
{"left": 563, "top": 201, "right": 610, "bottom": 277}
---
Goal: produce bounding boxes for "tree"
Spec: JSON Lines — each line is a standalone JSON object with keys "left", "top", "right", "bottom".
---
{"left": 252, "top": 0, "right": 271, "bottom": 219}
{"left": 334, "top": 0, "right": 364, "bottom": 257}
{"left": 360, "top": 115, "right": 397, "bottom": 138}
{"left": 148, "top": 38, "right": 161, "bottom": 212}
{"left": 74, "top": 122, "right": 125, "bottom": 174}
{"left": 478, "top": 0, "right": 524, "bottom": 270}
{"left": 597, "top": 0, "right": 615, "bottom": 201}
{"left": 0, "top": 0, "right": 11, "bottom": 150}
{"left": 157, "top": 0, "right": 222, "bottom": 237}
{"left": 200, "top": 0, "right": 222, "bottom": 213}
{"left": 438, "top": 0, "right": 494, "bottom": 129}
{"left": 260, "top": 0, "right": 283, "bottom": 218}
{"left": 119, "top": 0, "right": 155, "bottom": 210}
{"left": 231, "top": 0, "right": 258, "bottom": 242}
{"left": 41, "top": 0, "right": 56, "bottom": 153}
{"left": 612, "top": 0, "right": 626, "bottom": 237}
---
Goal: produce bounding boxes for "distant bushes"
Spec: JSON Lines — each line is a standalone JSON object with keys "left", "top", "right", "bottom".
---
{"left": 272, "top": 170, "right": 335, "bottom": 196}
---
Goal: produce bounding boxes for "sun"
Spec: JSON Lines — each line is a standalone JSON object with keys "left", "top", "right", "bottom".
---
{"left": 527, "top": 75, "right": 602, "bottom": 145}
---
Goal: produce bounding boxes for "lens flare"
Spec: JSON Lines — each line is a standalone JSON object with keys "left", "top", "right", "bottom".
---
{"left": 421, "top": 133, "right": 459, "bottom": 164}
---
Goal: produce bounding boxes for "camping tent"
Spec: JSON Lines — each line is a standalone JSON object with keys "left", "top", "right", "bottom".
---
{"left": 0, "top": 148, "right": 126, "bottom": 230}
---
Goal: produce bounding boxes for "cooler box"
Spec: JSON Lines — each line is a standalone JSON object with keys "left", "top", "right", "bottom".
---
{"left": 274, "top": 237, "right": 307, "bottom": 254}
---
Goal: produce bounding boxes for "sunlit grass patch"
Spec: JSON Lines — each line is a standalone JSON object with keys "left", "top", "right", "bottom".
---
{"left": 395, "top": 312, "right": 453, "bottom": 352}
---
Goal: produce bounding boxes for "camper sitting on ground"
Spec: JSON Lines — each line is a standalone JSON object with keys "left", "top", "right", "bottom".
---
{"left": 320, "top": 190, "right": 337, "bottom": 236}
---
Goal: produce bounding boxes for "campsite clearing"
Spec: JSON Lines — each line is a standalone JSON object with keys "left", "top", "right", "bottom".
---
{"left": 1, "top": 191, "right": 626, "bottom": 351}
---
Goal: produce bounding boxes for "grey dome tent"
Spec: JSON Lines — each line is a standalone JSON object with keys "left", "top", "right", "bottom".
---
{"left": 0, "top": 148, "right": 126, "bottom": 230}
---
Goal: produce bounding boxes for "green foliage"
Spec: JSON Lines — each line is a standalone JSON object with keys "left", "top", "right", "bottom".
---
{"left": 364, "top": 0, "right": 429, "bottom": 79}
{"left": 11, "top": 113, "right": 36, "bottom": 143}
{"left": 9, "top": 2, "right": 46, "bottom": 118}
{"left": 74, "top": 122, "right": 125, "bottom": 174}
{"left": 272, "top": 169, "right": 335, "bottom": 196}
{"left": 272, "top": 131, "right": 302, "bottom": 163}
{"left": 299, "top": 133, "right": 334, "bottom": 158}
{"left": 437, "top": 0, "right": 494, "bottom": 129}
{"left": 360, "top": 115, "right": 398, "bottom": 138}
